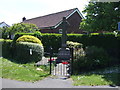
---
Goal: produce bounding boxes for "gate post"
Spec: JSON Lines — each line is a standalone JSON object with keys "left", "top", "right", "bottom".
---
{"left": 70, "top": 47, "right": 74, "bottom": 75}
{"left": 49, "top": 47, "right": 53, "bottom": 74}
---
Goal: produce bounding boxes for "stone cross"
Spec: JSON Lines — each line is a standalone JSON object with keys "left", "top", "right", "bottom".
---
{"left": 61, "top": 17, "right": 69, "bottom": 49}
{"left": 57, "top": 17, "right": 70, "bottom": 63}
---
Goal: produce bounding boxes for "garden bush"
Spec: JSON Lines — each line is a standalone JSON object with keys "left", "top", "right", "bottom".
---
{"left": 13, "top": 33, "right": 34, "bottom": 42}
{"left": 16, "top": 35, "right": 43, "bottom": 46}
{"left": 13, "top": 31, "right": 42, "bottom": 42}
{"left": 13, "top": 33, "right": 120, "bottom": 59}
{"left": 85, "top": 46, "right": 110, "bottom": 67}
{"left": 14, "top": 35, "right": 44, "bottom": 63}
{"left": 73, "top": 46, "right": 110, "bottom": 72}
{"left": 1, "top": 39, "right": 13, "bottom": 58}
{"left": 1, "top": 38, "right": 44, "bottom": 63}
{"left": 41, "top": 33, "right": 61, "bottom": 53}
{"left": 14, "top": 42, "right": 44, "bottom": 63}
{"left": 41, "top": 33, "right": 119, "bottom": 60}
{"left": 67, "top": 41, "right": 85, "bottom": 59}
{"left": 67, "top": 41, "right": 83, "bottom": 48}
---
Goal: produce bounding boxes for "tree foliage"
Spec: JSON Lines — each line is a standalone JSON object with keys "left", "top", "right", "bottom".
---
{"left": 10, "top": 23, "right": 39, "bottom": 34}
{"left": 1, "top": 23, "right": 39, "bottom": 39}
{"left": 0, "top": 26, "right": 11, "bottom": 39}
{"left": 80, "top": 2, "right": 120, "bottom": 32}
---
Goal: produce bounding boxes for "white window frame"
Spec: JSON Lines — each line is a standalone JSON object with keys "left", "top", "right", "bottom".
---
{"left": 59, "top": 29, "right": 62, "bottom": 34}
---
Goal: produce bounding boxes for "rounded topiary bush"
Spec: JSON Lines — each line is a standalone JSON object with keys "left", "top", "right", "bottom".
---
{"left": 16, "top": 35, "right": 43, "bottom": 46}
{"left": 14, "top": 35, "right": 44, "bottom": 63}
{"left": 14, "top": 42, "right": 44, "bottom": 63}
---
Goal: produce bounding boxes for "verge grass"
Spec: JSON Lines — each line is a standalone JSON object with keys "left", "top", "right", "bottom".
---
{"left": 71, "top": 65, "right": 120, "bottom": 86}
{"left": 0, "top": 57, "right": 50, "bottom": 82}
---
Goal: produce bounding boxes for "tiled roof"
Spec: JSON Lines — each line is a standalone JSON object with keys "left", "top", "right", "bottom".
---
{"left": 0, "top": 22, "right": 4, "bottom": 25}
{"left": 23, "top": 8, "right": 83, "bottom": 28}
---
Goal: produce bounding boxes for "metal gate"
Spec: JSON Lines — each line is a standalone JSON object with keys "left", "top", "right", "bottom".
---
{"left": 48, "top": 48, "right": 74, "bottom": 77}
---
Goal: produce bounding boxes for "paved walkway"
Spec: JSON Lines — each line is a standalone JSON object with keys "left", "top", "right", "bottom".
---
{"left": 2, "top": 76, "right": 72, "bottom": 88}
{"left": 2, "top": 77, "right": 119, "bottom": 88}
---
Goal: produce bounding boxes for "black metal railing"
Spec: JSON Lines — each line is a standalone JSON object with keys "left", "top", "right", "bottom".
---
{"left": 37, "top": 47, "right": 83, "bottom": 76}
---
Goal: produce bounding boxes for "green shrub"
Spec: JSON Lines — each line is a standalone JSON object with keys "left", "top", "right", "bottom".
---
{"left": 40, "top": 33, "right": 119, "bottom": 59}
{"left": 1, "top": 39, "right": 44, "bottom": 64}
{"left": 13, "top": 33, "right": 34, "bottom": 42}
{"left": 73, "top": 46, "right": 110, "bottom": 72}
{"left": 1, "top": 39, "right": 13, "bottom": 58}
{"left": 16, "top": 35, "right": 43, "bottom": 46}
{"left": 41, "top": 33, "right": 61, "bottom": 53}
{"left": 14, "top": 33, "right": 118, "bottom": 60}
{"left": 90, "top": 33, "right": 99, "bottom": 35}
{"left": 13, "top": 32, "right": 42, "bottom": 42}
{"left": 0, "top": 39, "right": 4, "bottom": 41}
{"left": 34, "top": 31, "right": 42, "bottom": 39}
{"left": 14, "top": 42, "right": 44, "bottom": 63}
{"left": 85, "top": 46, "right": 110, "bottom": 67}
{"left": 67, "top": 41, "right": 83, "bottom": 48}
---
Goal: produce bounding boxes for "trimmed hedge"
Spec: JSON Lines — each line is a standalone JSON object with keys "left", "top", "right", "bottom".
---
{"left": 16, "top": 35, "right": 43, "bottom": 46}
{"left": 1, "top": 39, "right": 13, "bottom": 58}
{"left": 14, "top": 33, "right": 120, "bottom": 59}
{"left": 14, "top": 42, "right": 44, "bottom": 63}
{"left": 1, "top": 39, "right": 44, "bottom": 63}
{"left": 41, "top": 33, "right": 119, "bottom": 59}
{"left": 13, "top": 32, "right": 42, "bottom": 42}
{"left": 41, "top": 33, "right": 61, "bottom": 53}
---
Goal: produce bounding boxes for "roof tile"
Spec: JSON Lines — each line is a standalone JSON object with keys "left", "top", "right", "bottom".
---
{"left": 23, "top": 8, "right": 77, "bottom": 28}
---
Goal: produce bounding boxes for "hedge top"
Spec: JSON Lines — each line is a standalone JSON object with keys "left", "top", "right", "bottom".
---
{"left": 16, "top": 35, "right": 43, "bottom": 46}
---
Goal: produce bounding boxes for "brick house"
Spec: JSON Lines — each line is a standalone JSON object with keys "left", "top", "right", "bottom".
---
{"left": 23, "top": 8, "right": 84, "bottom": 33}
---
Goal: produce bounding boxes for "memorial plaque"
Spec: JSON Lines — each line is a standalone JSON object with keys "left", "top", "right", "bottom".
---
{"left": 57, "top": 48, "right": 70, "bottom": 61}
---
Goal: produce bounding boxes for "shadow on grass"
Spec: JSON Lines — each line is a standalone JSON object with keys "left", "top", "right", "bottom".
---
{"left": 3, "top": 57, "right": 35, "bottom": 64}
{"left": 101, "top": 73, "right": 120, "bottom": 86}
{"left": 73, "top": 66, "right": 120, "bottom": 86}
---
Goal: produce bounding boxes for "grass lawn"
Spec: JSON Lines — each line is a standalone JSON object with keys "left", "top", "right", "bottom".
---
{"left": 71, "top": 65, "right": 120, "bottom": 86}
{"left": 0, "top": 57, "right": 50, "bottom": 82}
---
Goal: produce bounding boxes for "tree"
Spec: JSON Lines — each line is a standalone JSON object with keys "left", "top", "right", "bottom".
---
{"left": 10, "top": 23, "right": 39, "bottom": 34}
{"left": 80, "top": 2, "right": 120, "bottom": 32}
{"left": 0, "top": 26, "right": 11, "bottom": 39}
{"left": 1, "top": 23, "right": 39, "bottom": 39}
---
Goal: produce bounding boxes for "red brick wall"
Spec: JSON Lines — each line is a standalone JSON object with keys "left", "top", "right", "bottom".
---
{"left": 67, "top": 12, "right": 83, "bottom": 33}
{"left": 40, "top": 29, "right": 59, "bottom": 33}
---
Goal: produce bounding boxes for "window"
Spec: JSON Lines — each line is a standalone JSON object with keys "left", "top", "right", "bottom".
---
{"left": 59, "top": 29, "right": 62, "bottom": 34}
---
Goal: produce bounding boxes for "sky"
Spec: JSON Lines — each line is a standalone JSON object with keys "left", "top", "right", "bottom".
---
{"left": 0, "top": 0, "right": 90, "bottom": 25}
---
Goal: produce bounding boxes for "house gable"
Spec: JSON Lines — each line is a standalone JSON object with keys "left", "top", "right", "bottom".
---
{"left": 0, "top": 22, "right": 10, "bottom": 28}
{"left": 66, "top": 8, "right": 84, "bottom": 19}
{"left": 54, "top": 8, "right": 84, "bottom": 29}
{"left": 54, "top": 12, "right": 83, "bottom": 33}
